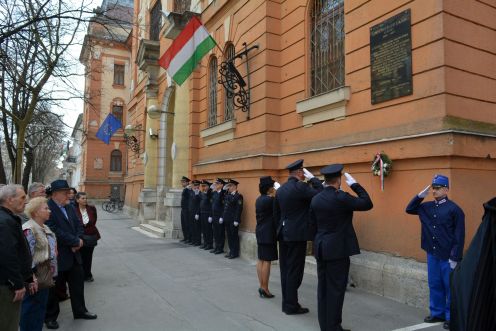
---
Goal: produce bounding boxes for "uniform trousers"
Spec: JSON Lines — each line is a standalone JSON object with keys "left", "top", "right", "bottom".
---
{"left": 191, "top": 215, "right": 201, "bottom": 245}
{"left": 45, "top": 263, "right": 87, "bottom": 321}
{"left": 226, "top": 222, "right": 240, "bottom": 257}
{"left": 180, "top": 209, "right": 190, "bottom": 241}
{"left": 317, "top": 256, "right": 350, "bottom": 331}
{"left": 0, "top": 285, "right": 22, "bottom": 331}
{"left": 427, "top": 253, "right": 451, "bottom": 321}
{"left": 200, "top": 214, "right": 213, "bottom": 247}
{"left": 279, "top": 241, "right": 307, "bottom": 312}
{"left": 212, "top": 217, "right": 225, "bottom": 252}
{"left": 20, "top": 288, "right": 49, "bottom": 331}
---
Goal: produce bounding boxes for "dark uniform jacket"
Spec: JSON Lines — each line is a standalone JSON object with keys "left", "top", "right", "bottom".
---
{"left": 199, "top": 190, "right": 213, "bottom": 216}
{"left": 310, "top": 184, "right": 373, "bottom": 260}
{"left": 255, "top": 195, "right": 277, "bottom": 244}
{"left": 0, "top": 206, "right": 33, "bottom": 290}
{"left": 274, "top": 176, "right": 323, "bottom": 241}
{"left": 181, "top": 187, "right": 190, "bottom": 211}
{"left": 46, "top": 199, "right": 84, "bottom": 272}
{"left": 188, "top": 190, "right": 201, "bottom": 217}
{"left": 406, "top": 196, "right": 465, "bottom": 261}
{"left": 211, "top": 190, "right": 225, "bottom": 218}
{"left": 223, "top": 191, "right": 243, "bottom": 223}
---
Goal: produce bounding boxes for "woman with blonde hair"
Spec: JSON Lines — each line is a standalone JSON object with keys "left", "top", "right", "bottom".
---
{"left": 20, "top": 197, "right": 57, "bottom": 331}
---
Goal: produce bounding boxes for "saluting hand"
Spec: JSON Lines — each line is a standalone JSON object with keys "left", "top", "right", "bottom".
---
{"left": 344, "top": 172, "right": 357, "bottom": 186}
{"left": 302, "top": 168, "right": 315, "bottom": 180}
{"left": 274, "top": 182, "right": 281, "bottom": 190}
{"left": 417, "top": 185, "right": 430, "bottom": 198}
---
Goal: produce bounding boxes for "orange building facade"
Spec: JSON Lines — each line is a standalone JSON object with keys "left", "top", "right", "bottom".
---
{"left": 79, "top": 0, "right": 133, "bottom": 199}
{"left": 121, "top": 0, "right": 495, "bottom": 306}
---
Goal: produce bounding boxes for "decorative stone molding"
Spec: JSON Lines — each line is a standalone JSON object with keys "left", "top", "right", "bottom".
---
{"left": 296, "top": 86, "right": 351, "bottom": 126}
{"left": 200, "top": 119, "right": 236, "bottom": 146}
{"left": 136, "top": 39, "right": 160, "bottom": 98}
{"left": 163, "top": 11, "right": 200, "bottom": 40}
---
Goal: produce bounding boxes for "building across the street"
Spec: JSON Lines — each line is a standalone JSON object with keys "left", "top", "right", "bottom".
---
{"left": 83, "top": 0, "right": 496, "bottom": 308}
{"left": 78, "top": 0, "right": 134, "bottom": 199}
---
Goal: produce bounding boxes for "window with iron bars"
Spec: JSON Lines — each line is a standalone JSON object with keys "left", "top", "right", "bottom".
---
{"left": 208, "top": 57, "right": 218, "bottom": 127}
{"left": 310, "top": 0, "right": 345, "bottom": 96}
{"left": 224, "top": 43, "right": 236, "bottom": 121}
{"left": 174, "top": 0, "right": 191, "bottom": 13}
{"left": 150, "top": 1, "right": 162, "bottom": 41}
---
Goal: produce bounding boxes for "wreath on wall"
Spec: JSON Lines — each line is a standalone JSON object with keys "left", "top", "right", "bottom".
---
{"left": 371, "top": 152, "right": 392, "bottom": 191}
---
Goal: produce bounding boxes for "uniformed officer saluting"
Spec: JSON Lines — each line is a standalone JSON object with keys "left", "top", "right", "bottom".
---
{"left": 310, "top": 164, "right": 373, "bottom": 331}
{"left": 179, "top": 176, "right": 191, "bottom": 244}
{"left": 189, "top": 180, "right": 202, "bottom": 246}
{"left": 199, "top": 180, "right": 213, "bottom": 250}
{"left": 211, "top": 178, "right": 226, "bottom": 254}
{"left": 274, "top": 159, "right": 323, "bottom": 315}
{"left": 406, "top": 175, "right": 465, "bottom": 331}
{"left": 222, "top": 179, "right": 243, "bottom": 259}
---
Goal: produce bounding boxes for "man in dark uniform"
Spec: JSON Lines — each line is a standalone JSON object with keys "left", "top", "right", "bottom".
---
{"left": 406, "top": 174, "right": 465, "bottom": 330}
{"left": 222, "top": 179, "right": 243, "bottom": 259}
{"left": 211, "top": 178, "right": 226, "bottom": 254}
{"left": 199, "top": 180, "right": 213, "bottom": 250}
{"left": 310, "top": 164, "right": 373, "bottom": 331}
{"left": 179, "top": 176, "right": 191, "bottom": 243}
{"left": 274, "top": 159, "right": 323, "bottom": 314}
{"left": 188, "top": 180, "right": 202, "bottom": 246}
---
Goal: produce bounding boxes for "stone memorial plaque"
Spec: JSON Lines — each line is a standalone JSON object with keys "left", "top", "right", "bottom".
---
{"left": 370, "top": 9, "right": 412, "bottom": 104}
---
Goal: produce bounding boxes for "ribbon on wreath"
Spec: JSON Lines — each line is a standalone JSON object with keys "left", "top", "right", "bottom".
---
{"left": 372, "top": 152, "right": 384, "bottom": 191}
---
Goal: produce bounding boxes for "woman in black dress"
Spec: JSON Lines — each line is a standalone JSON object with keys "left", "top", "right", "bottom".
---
{"left": 255, "top": 176, "right": 279, "bottom": 298}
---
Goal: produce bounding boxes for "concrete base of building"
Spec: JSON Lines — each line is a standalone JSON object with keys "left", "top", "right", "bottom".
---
{"left": 161, "top": 188, "right": 182, "bottom": 239}
{"left": 238, "top": 231, "right": 428, "bottom": 309}
{"left": 138, "top": 188, "right": 157, "bottom": 222}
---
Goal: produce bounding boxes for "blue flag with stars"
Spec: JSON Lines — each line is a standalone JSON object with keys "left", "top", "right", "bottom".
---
{"left": 96, "top": 113, "right": 122, "bottom": 144}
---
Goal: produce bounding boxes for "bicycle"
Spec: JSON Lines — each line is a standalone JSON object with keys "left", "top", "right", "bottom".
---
{"left": 102, "top": 197, "right": 124, "bottom": 212}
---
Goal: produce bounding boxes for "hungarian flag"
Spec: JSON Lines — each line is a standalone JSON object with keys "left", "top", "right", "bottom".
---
{"left": 158, "top": 16, "right": 217, "bottom": 86}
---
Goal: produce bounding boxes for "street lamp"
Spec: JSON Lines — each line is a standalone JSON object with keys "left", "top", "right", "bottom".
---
{"left": 146, "top": 104, "right": 174, "bottom": 119}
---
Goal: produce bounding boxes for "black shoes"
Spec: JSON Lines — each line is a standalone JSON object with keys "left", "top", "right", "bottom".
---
{"left": 84, "top": 276, "right": 94, "bottom": 282}
{"left": 214, "top": 250, "right": 224, "bottom": 254}
{"left": 424, "top": 315, "right": 445, "bottom": 323}
{"left": 258, "top": 288, "right": 275, "bottom": 298}
{"left": 45, "top": 320, "right": 59, "bottom": 329}
{"left": 225, "top": 253, "right": 231, "bottom": 258}
{"left": 228, "top": 255, "right": 239, "bottom": 259}
{"left": 74, "top": 312, "right": 98, "bottom": 320}
{"left": 443, "top": 321, "right": 450, "bottom": 330}
{"left": 284, "top": 307, "right": 309, "bottom": 315}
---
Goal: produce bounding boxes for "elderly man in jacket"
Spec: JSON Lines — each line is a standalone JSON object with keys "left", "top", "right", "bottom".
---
{"left": 0, "top": 184, "right": 33, "bottom": 331}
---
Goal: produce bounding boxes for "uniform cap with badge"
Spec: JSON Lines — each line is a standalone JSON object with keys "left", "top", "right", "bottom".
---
{"left": 432, "top": 174, "right": 449, "bottom": 188}
{"left": 181, "top": 176, "right": 191, "bottom": 182}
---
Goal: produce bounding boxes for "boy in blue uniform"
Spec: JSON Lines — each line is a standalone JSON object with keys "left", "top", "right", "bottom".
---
{"left": 406, "top": 174, "right": 465, "bottom": 330}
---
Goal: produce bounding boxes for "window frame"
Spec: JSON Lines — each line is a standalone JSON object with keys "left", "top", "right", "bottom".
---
{"left": 110, "top": 149, "right": 122, "bottom": 172}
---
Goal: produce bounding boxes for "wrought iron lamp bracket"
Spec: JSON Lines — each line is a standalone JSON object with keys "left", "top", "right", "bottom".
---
{"left": 218, "top": 42, "right": 259, "bottom": 119}
{"left": 123, "top": 124, "right": 143, "bottom": 154}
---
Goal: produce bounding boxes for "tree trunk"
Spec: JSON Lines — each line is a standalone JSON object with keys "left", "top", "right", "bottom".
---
{"left": 14, "top": 123, "right": 27, "bottom": 184}
{"left": 22, "top": 149, "right": 33, "bottom": 191}
{"left": 0, "top": 142, "right": 7, "bottom": 184}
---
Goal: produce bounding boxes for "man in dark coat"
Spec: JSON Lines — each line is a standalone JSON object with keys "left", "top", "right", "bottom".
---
{"left": 310, "top": 164, "right": 373, "bottom": 331}
{"left": 222, "top": 179, "right": 243, "bottom": 259}
{"left": 0, "top": 184, "right": 33, "bottom": 331}
{"left": 211, "top": 178, "right": 226, "bottom": 254}
{"left": 199, "top": 180, "right": 213, "bottom": 250}
{"left": 45, "top": 180, "right": 97, "bottom": 329}
{"left": 179, "top": 176, "right": 191, "bottom": 243}
{"left": 188, "top": 180, "right": 202, "bottom": 246}
{"left": 273, "top": 159, "right": 323, "bottom": 314}
{"left": 406, "top": 174, "right": 465, "bottom": 330}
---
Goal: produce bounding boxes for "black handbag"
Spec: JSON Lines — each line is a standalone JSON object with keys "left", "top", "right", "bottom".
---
{"left": 81, "top": 234, "right": 98, "bottom": 247}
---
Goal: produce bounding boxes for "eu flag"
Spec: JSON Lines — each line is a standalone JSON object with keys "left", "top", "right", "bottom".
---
{"left": 96, "top": 113, "right": 122, "bottom": 144}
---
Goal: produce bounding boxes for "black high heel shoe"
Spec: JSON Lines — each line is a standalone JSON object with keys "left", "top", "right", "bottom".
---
{"left": 258, "top": 288, "right": 275, "bottom": 298}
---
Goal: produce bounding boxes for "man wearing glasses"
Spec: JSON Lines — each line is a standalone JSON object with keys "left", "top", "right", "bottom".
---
{"left": 406, "top": 174, "right": 465, "bottom": 330}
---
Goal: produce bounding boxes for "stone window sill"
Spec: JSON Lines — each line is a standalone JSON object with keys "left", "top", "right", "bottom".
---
{"left": 200, "top": 119, "right": 236, "bottom": 146}
{"left": 296, "top": 86, "right": 351, "bottom": 126}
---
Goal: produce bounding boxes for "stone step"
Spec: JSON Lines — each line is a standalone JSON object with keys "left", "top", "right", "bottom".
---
{"left": 139, "top": 223, "right": 165, "bottom": 237}
{"left": 149, "top": 220, "right": 167, "bottom": 229}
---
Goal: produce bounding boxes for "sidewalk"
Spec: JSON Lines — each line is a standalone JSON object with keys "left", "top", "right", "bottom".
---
{"left": 56, "top": 208, "right": 445, "bottom": 331}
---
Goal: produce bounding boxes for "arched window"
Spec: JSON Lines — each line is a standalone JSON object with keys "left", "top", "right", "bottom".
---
{"left": 208, "top": 57, "right": 218, "bottom": 127}
{"left": 224, "top": 43, "right": 236, "bottom": 121}
{"left": 310, "top": 0, "right": 345, "bottom": 96}
{"left": 110, "top": 150, "right": 122, "bottom": 172}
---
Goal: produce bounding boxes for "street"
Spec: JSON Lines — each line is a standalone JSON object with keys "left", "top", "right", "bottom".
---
{"left": 55, "top": 208, "right": 446, "bottom": 331}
